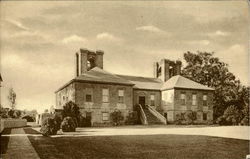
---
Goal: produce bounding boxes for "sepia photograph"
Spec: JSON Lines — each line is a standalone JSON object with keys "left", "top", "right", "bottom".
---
{"left": 0, "top": 0, "right": 249, "bottom": 159}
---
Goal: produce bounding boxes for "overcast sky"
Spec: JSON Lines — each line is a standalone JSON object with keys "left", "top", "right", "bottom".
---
{"left": 0, "top": 1, "right": 249, "bottom": 113}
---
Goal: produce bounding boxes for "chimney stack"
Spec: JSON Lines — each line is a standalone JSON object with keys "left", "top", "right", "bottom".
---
{"left": 95, "top": 50, "right": 104, "bottom": 69}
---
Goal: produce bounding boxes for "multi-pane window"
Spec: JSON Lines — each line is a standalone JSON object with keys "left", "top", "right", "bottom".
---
{"left": 192, "top": 94, "right": 197, "bottom": 105}
{"left": 203, "top": 94, "right": 208, "bottom": 106}
{"left": 118, "top": 90, "right": 124, "bottom": 103}
{"left": 150, "top": 95, "right": 155, "bottom": 106}
{"left": 102, "top": 88, "right": 109, "bottom": 103}
{"left": 86, "top": 94, "right": 92, "bottom": 102}
{"left": 102, "top": 112, "right": 109, "bottom": 121}
{"left": 203, "top": 113, "right": 207, "bottom": 120}
{"left": 180, "top": 93, "right": 186, "bottom": 105}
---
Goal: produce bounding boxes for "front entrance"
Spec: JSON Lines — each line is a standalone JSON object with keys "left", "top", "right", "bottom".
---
{"left": 139, "top": 96, "right": 146, "bottom": 109}
{"left": 85, "top": 112, "right": 92, "bottom": 127}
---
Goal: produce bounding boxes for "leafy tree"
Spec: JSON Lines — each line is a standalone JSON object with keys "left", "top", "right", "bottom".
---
{"left": 62, "top": 101, "right": 80, "bottom": 126}
{"left": 8, "top": 88, "right": 16, "bottom": 110}
{"left": 8, "top": 109, "right": 15, "bottom": 118}
{"left": 181, "top": 51, "right": 248, "bottom": 121}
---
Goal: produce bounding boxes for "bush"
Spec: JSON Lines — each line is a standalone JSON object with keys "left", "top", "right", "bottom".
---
{"left": 53, "top": 113, "right": 63, "bottom": 131}
{"left": 175, "top": 113, "right": 185, "bottom": 125}
{"left": 40, "top": 117, "right": 59, "bottom": 136}
{"left": 240, "top": 116, "right": 249, "bottom": 126}
{"left": 61, "top": 117, "right": 76, "bottom": 132}
{"left": 110, "top": 110, "right": 124, "bottom": 126}
{"left": 125, "top": 111, "right": 138, "bottom": 125}
{"left": 22, "top": 115, "right": 35, "bottom": 122}
{"left": 216, "top": 116, "right": 229, "bottom": 125}
{"left": 184, "top": 111, "right": 197, "bottom": 124}
{"left": 217, "top": 105, "right": 243, "bottom": 125}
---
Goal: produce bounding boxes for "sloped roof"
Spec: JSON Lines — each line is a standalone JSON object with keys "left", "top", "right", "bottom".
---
{"left": 161, "top": 75, "right": 214, "bottom": 91}
{"left": 75, "top": 67, "right": 134, "bottom": 85}
{"left": 116, "top": 75, "right": 163, "bottom": 90}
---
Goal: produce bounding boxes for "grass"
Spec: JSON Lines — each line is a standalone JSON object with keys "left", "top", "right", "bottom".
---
{"left": 23, "top": 127, "right": 249, "bottom": 159}
{"left": 0, "top": 128, "right": 12, "bottom": 154}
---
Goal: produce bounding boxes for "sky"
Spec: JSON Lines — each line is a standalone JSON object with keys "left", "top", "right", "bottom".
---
{"left": 0, "top": 1, "right": 249, "bottom": 113}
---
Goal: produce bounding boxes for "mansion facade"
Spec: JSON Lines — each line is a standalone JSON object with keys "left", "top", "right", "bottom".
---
{"left": 55, "top": 48, "right": 214, "bottom": 126}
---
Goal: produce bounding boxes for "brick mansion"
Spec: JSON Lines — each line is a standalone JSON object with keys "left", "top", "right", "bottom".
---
{"left": 55, "top": 48, "right": 214, "bottom": 126}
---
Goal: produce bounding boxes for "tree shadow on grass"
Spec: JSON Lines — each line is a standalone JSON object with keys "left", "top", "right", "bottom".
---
{"left": 0, "top": 128, "right": 12, "bottom": 154}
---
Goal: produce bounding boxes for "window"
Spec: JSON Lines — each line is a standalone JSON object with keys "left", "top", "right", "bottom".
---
{"left": 203, "top": 94, "right": 207, "bottom": 106}
{"left": 118, "top": 89, "right": 124, "bottom": 103}
{"left": 180, "top": 93, "right": 186, "bottom": 105}
{"left": 102, "top": 88, "right": 109, "bottom": 103}
{"left": 203, "top": 113, "right": 207, "bottom": 120}
{"left": 102, "top": 112, "right": 109, "bottom": 121}
{"left": 150, "top": 94, "right": 155, "bottom": 106}
{"left": 86, "top": 94, "right": 92, "bottom": 102}
{"left": 192, "top": 94, "right": 197, "bottom": 105}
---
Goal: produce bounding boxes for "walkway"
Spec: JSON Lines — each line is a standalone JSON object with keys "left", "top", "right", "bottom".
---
{"left": 1, "top": 128, "right": 40, "bottom": 159}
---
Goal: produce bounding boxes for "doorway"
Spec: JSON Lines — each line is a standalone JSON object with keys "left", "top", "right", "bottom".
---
{"left": 85, "top": 112, "right": 92, "bottom": 127}
{"left": 139, "top": 96, "right": 146, "bottom": 109}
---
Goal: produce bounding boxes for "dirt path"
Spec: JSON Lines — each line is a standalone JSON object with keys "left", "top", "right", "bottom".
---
{"left": 1, "top": 128, "right": 40, "bottom": 159}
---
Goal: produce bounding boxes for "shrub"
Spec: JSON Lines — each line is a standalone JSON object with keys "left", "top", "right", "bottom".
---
{"left": 53, "top": 113, "right": 63, "bottom": 131}
{"left": 240, "top": 116, "right": 249, "bottom": 126}
{"left": 216, "top": 116, "right": 228, "bottom": 125}
{"left": 40, "top": 117, "right": 58, "bottom": 136}
{"left": 110, "top": 110, "right": 124, "bottom": 126}
{"left": 125, "top": 111, "right": 138, "bottom": 125}
{"left": 175, "top": 113, "right": 185, "bottom": 125}
{"left": 22, "top": 115, "right": 35, "bottom": 122}
{"left": 184, "top": 111, "right": 197, "bottom": 124}
{"left": 218, "top": 105, "right": 243, "bottom": 125}
{"left": 61, "top": 117, "right": 76, "bottom": 132}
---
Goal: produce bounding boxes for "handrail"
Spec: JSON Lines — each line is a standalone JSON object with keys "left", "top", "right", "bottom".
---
{"left": 137, "top": 104, "right": 148, "bottom": 125}
{"left": 147, "top": 105, "right": 167, "bottom": 124}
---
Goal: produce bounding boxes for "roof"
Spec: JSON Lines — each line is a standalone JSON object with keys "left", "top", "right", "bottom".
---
{"left": 75, "top": 67, "right": 134, "bottom": 86}
{"left": 116, "top": 74, "right": 163, "bottom": 90}
{"left": 161, "top": 75, "right": 214, "bottom": 91}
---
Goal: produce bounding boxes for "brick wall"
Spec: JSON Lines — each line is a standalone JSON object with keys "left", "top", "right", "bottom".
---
{"left": 75, "top": 82, "right": 133, "bottom": 125}
{"left": 55, "top": 83, "right": 75, "bottom": 109}
{"left": 172, "top": 88, "right": 213, "bottom": 123}
{"left": 133, "top": 89, "right": 161, "bottom": 110}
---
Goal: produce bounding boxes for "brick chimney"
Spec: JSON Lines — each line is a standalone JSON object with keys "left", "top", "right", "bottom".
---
{"left": 95, "top": 50, "right": 104, "bottom": 69}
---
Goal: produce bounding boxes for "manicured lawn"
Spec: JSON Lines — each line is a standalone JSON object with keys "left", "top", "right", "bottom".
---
{"left": 23, "top": 127, "right": 249, "bottom": 159}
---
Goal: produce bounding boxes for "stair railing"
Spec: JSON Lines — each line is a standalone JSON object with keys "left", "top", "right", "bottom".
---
{"left": 137, "top": 104, "right": 148, "bottom": 125}
{"left": 147, "top": 105, "right": 167, "bottom": 124}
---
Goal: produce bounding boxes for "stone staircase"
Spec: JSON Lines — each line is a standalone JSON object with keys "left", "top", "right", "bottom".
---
{"left": 143, "top": 107, "right": 164, "bottom": 125}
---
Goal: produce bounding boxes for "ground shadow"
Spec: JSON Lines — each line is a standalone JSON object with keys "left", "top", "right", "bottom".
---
{"left": 0, "top": 128, "right": 12, "bottom": 154}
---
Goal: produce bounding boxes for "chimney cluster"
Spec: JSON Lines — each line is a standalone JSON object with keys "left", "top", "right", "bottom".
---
{"left": 75, "top": 48, "right": 104, "bottom": 77}
{"left": 154, "top": 59, "right": 182, "bottom": 82}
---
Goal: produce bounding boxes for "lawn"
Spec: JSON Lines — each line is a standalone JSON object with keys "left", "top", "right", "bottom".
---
{"left": 23, "top": 127, "right": 249, "bottom": 159}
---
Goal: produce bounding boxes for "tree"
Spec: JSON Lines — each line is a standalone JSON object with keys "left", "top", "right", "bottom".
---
{"left": 8, "top": 88, "right": 16, "bottom": 110}
{"left": 182, "top": 51, "right": 249, "bottom": 121}
{"left": 62, "top": 101, "right": 80, "bottom": 126}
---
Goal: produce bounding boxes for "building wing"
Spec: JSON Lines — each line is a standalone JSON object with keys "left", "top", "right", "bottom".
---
{"left": 116, "top": 75, "right": 163, "bottom": 90}
{"left": 161, "top": 75, "right": 214, "bottom": 91}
